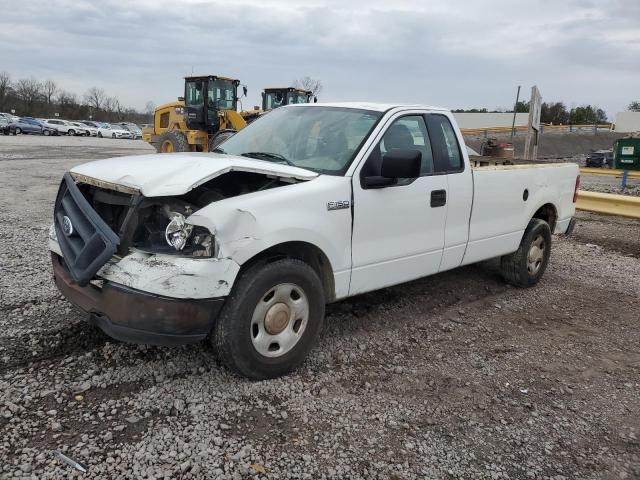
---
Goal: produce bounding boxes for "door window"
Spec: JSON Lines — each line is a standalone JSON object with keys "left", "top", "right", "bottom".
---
{"left": 426, "top": 114, "right": 464, "bottom": 173}
{"left": 362, "top": 115, "right": 434, "bottom": 181}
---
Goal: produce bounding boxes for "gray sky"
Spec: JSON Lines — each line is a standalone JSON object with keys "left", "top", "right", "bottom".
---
{"left": 1, "top": 0, "right": 638, "bottom": 117}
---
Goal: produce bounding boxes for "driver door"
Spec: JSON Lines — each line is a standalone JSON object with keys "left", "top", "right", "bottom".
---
{"left": 350, "top": 113, "right": 448, "bottom": 295}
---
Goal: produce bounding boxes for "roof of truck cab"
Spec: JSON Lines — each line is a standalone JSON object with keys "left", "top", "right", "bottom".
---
{"left": 285, "top": 102, "right": 450, "bottom": 113}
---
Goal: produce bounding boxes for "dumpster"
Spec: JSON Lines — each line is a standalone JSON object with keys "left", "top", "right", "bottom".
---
{"left": 614, "top": 137, "right": 640, "bottom": 171}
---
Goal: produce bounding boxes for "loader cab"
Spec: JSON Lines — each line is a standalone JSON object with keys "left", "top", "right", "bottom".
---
{"left": 184, "top": 75, "right": 241, "bottom": 132}
{"left": 261, "top": 87, "right": 316, "bottom": 111}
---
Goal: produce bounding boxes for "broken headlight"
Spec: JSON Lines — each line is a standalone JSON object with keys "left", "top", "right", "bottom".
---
{"left": 133, "top": 201, "right": 216, "bottom": 258}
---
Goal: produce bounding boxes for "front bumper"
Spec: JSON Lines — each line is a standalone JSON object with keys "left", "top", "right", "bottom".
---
{"left": 52, "top": 253, "right": 224, "bottom": 345}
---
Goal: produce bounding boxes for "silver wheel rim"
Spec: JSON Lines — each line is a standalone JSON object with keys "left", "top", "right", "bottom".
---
{"left": 527, "top": 234, "right": 545, "bottom": 275}
{"left": 250, "top": 283, "right": 309, "bottom": 358}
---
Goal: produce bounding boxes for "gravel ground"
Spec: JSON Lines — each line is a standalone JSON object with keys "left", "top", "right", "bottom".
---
{"left": 1, "top": 136, "right": 639, "bottom": 479}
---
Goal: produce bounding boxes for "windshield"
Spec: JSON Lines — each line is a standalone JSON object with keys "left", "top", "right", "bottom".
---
{"left": 288, "top": 92, "right": 310, "bottom": 104}
{"left": 218, "top": 106, "right": 382, "bottom": 175}
{"left": 208, "top": 79, "right": 236, "bottom": 110}
{"left": 264, "top": 91, "right": 286, "bottom": 110}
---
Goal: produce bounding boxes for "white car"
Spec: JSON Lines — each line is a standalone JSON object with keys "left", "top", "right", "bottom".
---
{"left": 44, "top": 119, "right": 82, "bottom": 136}
{"left": 49, "top": 102, "right": 579, "bottom": 380}
{"left": 69, "top": 122, "right": 94, "bottom": 136}
{"left": 96, "top": 124, "right": 132, "bottom": 139}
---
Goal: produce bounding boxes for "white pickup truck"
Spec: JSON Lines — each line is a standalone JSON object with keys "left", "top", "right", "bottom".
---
{"left": 50, "top": 103, "right": 579, "bottom": 379}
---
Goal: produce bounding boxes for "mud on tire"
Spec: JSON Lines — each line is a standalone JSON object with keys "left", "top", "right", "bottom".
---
{"left": 500, "top": 218, "right": 552, "bottom": 287}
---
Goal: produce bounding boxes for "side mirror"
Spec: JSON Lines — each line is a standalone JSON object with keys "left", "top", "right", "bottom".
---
{"left": 363, "top": 149, "right": 421, "bottom": 189}
{"left": 381, "top": 149, "right": 421, "bottom": 178}
{"left": 178, "top": 96, "right": 185, "bottom": 102}
{"left": 243, "top": 86, "right": 248, "bottom": 97}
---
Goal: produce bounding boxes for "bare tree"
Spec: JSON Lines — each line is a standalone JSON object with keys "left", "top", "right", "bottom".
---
{"left": 293, "top": 76, "right": 323, "bottom": 97}
{"left": 144, "top": 101, "right": 155, "bottom": 115}
{"left": 629, "top": 101, "right": 640, "bottom": 112}
{"left": 84, "top": 87, "right": 106, "bottom": 110}
{"left": 0, "top": 71, "right": 11, "bottom": 110}
{"left": 14, "top": 77, "right": 43, "bottom": 113}
{"left": 43, "top": 79, "right": 58, "bottom": 104}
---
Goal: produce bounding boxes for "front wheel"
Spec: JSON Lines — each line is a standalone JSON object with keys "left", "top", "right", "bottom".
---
{"left": 208, "top": 129, "right": 236, "bottom": 152}
{"left": 68, "top": 129, "right": 75, "bottom": 136}
{"left": 43, "top": 129, "right": 51, "bottom": 136}
{"left": 15, "top": 127, "right": 21, "bottom": 135}
{"left": 213, "top": 258, "right": 325, "bottom": 380}
{"left": 500, "top": 218, "right": 551, "bottom": 287}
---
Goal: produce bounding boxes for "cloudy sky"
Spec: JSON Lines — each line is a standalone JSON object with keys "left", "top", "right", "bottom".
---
{"left": 1, "top": 0, "right": 638, "bottom": 117}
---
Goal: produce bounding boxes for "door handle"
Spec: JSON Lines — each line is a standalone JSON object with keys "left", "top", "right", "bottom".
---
{"left": 431, "top": 189, "right": 446, "bottom": 207}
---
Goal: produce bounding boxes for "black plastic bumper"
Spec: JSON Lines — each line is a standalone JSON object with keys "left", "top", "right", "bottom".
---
{"left": 52, "top": 253, "right": 224, "bottom": 346}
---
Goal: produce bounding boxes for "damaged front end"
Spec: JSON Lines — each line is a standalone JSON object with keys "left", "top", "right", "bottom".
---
{"left": 50, "top": 167, "right": 304, "bottom": 345}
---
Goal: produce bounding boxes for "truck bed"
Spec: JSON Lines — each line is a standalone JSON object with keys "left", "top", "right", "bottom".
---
{"left": 462, "top": 161, "right": 578, "bottom": 265}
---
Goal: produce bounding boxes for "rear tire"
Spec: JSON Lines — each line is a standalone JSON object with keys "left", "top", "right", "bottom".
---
{"left": 68, "top": 129, "right": 75, "bottom": 136}
{"left": 500, "top": 218, "right": 551, "bottom": 287}
{"left": 208, "top": 129, "right": 236, "bottom": 152}
{"left": 213, "top": 258, "right": 325, "bottom": 380}
{"left": 43, "top": 129, "right": 50, "bottom": 136}
{"left": 157, "top": 130, "right": 189, "bottom": 153}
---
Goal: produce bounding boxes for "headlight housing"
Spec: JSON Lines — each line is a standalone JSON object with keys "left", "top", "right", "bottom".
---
{"left": 132, "top": 200, "right": 216, "bottom": 258}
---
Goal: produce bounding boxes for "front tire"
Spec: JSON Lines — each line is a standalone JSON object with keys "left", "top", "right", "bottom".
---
{"left": 157, "top": 130, "right": 189, "bottom": 153}
{"left": 500, "top": 218, "right": 551, "bottom": 287}
{"left": 208, "top": 129, "right": 236, "bottom": 152}
{"left": 15, "top": 127, "right": 21, "bottom": 135}
{"left": 213, "top": 258, "right": 325, "bottom": 380}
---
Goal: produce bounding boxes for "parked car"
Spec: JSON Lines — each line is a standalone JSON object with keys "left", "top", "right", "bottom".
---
{"left": 8, "top": 117, "right": 44, "bottom": 135}
{"left": 68, "top": 121, "right": 93, "bottom": 136}
{"left": 49, "top": 102, "right": 579, "bottom": 379}
{"left": 0, "top": 116, "right": 10, "bottom": 135}
{"left": 80, "top": 121, "right": 102, "bottom": 130}
{"left": 0, "top": 112, "right": 20, "bottom": 123}
{"left": 77, "top": 122, "right": 99, "bottom": 136}
{"left": 585, "top": 149, "right": 614, "bottom": 168}
{"left": 98, "top": 124, "right": 133, "bottom": 139}
{"left": 37, "top": 119, "right": 59, "bottom": 136}
{"left": 44, "top": 119, "right": 81, "bottom": 136}
{"left": 117, "top": 122, "right": 143, "bottom": 140}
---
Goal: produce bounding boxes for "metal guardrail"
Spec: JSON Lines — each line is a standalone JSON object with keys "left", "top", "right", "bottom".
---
{"left": 575, "top": 190, "right": 640, "bottom": 219}
{"left": 580, "top": 167, "right": 640, "bottom": 179}
{"left": 461, "top": 124, "right": 611, "bottom": 137}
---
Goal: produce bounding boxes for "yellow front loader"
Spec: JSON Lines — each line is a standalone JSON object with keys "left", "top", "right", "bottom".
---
{"left": 143, "top": 75, "right": 248, "bottom": 153}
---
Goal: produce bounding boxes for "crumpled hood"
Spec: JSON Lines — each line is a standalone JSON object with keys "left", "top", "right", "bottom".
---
{"left": 70, "top": 152, "right": 318, "bottom": 196}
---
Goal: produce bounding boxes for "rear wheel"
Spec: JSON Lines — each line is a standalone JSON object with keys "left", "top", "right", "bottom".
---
{"left": 213, "top": 258, "right": 325, "bottom": 380}
{"left": 208, "top": 129, "right": 236, "bottom": 152}
{"left": 157, "top": 130, "right": 189, "bottom": 153}
{"left": 43, "top": 129, "right": 50, "bottom": 136}
{"left": 68, "top": 129, "right": 75, "bottom": 136}
{"left": 500, "top": 218, "right": 551, "bottom": 287}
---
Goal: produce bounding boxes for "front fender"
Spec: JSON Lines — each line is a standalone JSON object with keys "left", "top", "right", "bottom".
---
{"left": 187, "top": 175, "right": 353, "bottom": 298}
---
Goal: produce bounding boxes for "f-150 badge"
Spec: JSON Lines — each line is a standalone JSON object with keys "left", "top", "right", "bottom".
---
{"left": 327, "top": 201, "right": 350, "bottom": 211}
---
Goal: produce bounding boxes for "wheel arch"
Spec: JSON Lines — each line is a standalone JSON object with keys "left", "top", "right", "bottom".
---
{"left": 238, "top": 241, "right": 336, "bottom": 302}
{"left": 531, "top": 202, "right": 558, "bottom": 232}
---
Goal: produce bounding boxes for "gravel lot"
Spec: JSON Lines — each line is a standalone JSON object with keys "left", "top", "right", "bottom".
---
{"left": 1, "top": 135, "right": 639, "bottom": 479}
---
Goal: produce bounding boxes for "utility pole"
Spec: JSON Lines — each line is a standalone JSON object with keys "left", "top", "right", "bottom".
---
{"left": 511, "top": 85, "right": 521, "bottom": 140}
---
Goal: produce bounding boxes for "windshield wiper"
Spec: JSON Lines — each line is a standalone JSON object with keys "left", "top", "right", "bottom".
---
{"left": 213, "top": 147, "right": 225, "bottom": 153}
{"left": 240, "top": 151, "right": 296, "bottom": 167}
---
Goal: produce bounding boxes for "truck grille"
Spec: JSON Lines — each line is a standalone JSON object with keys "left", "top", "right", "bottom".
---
{"left": 54, "top": 173, "right": 120, "bottom": 286}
